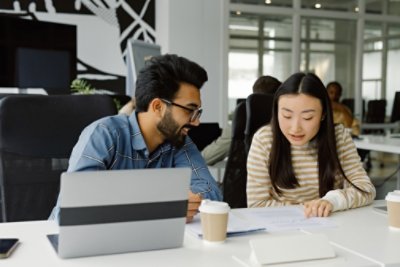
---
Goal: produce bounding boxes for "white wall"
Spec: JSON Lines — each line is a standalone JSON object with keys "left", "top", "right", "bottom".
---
{"left": 156, "top": 0, "right": 229, "bottom": 126}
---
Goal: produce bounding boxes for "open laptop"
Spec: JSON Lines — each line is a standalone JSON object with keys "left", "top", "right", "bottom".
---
{"left": 48, "top": 168, "right": 190, "bottom": 258}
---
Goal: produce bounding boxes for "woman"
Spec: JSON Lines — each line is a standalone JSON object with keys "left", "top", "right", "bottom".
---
{"left": 246, "top": 73, "right": 375, "bottom": 217}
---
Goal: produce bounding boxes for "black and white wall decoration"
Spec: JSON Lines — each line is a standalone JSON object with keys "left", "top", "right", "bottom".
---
{"left": 0, "top": 0, "right": 155, "bottom": 95}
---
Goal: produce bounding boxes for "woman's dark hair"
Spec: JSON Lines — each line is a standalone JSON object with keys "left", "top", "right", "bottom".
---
{"left": 135, "top": 54, "right": 208, "bottom": 112}
{"left": 269, "top": 72, "right": 363, "bottom": 197}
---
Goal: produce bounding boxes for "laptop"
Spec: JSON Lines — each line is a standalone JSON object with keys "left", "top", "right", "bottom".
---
{"left": 48, "top": 168, "right": 190, "bottom": 258}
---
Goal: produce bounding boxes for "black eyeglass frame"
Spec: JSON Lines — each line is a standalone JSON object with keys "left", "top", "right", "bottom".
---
{"left": 160, "top": 98, "right": 202, "bottom": 122}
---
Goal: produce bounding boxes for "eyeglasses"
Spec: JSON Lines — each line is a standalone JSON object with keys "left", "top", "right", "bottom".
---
{"left": 161, "top": 98, "right": 202, "bottom": 122}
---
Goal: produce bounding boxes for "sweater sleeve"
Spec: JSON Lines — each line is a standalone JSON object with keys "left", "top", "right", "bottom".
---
{"left": 322, "top": 125, "right": 376, "bottom": 211}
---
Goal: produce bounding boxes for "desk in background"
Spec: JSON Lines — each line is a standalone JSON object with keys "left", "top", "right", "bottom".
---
{"left": 0, "top": 201, "right": 398, "bottom": 267}
{"left": 354, "top": 135, "right": 400, "bottom": 189}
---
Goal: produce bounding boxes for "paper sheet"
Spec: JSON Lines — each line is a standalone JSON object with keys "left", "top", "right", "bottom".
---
{"left": 238, "top": 206, "right": 337, "bottom": 232}
{"left": 186, "top": 212, "right": 266, "bottom": 238}
{"left": 186, "top": 205, "right": 336, "bottom": 238}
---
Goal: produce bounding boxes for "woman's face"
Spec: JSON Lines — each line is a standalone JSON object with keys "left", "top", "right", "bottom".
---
{"left": 278, "top": 93, "right": 324, "bottom": 146}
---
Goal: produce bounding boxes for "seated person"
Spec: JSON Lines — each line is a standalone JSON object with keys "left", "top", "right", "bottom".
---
{"left": 118, "top": 98, "right": 136, "bottom": 115}
{"left": 200, "top": 123, "right": 232, "bottom": 166}
{"left": 247, "top": 73, "right": 376, "bottom": 217}
{"left": 201, "top": 75, "right": 281, "bottom": 165}
{"left": 326, "top": 81, "right": 360, "bottom": 136}
{"left": 49, "top": 54, "right": 222, "bottom": 223}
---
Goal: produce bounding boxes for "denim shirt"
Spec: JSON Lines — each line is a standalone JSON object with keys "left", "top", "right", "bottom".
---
{"left": 49, "top": 112, "right": 222, "bottom": 221}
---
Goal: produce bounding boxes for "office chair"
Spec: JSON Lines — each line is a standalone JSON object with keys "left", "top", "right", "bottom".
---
{"left": 188, "top": 123, "right": 222, "bottom": 151}
{"left": 110, "top": 94, "right": 132, "bottom": 110}
{"left": 244, "top": 93, "right": 274, "bottom": 154}
{"left": 360, "top": 99, "right": 387, "bottom": 169}
{"left": 390, "top": 91, "right": 400, "bottom": 124}
{"left": 222, "top": 102, "right": 247, "bottom": 208}
{"left": 0, "top": 94, "right": 117, "bottom": 222}
{"left": 341, "top": 98, "right": 365, "bottom": 118}
{"left": 365, "top": 99, "right": 387, "bottom": 124}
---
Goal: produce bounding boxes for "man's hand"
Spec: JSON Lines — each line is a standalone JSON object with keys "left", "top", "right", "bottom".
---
{"left": 304, "top": 199, "right": 333, "bottom": 218}
{"left": 187, "top": 191, "right": 202, "bottom": 223}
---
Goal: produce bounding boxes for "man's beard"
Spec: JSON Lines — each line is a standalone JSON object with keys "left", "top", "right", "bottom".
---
{"left": 157, "top": 110, "right": 191, "bottom": 149}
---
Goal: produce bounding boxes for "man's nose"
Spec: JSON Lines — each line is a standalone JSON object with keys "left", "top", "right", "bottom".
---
{"left": 190, "top": 117, "right": 201, "bottom": 127}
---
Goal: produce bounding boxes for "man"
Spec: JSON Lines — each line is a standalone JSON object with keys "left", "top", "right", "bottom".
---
{"left": 49, "top": 54, "right": 222, "bottom": 222}
{"left": 201, "top": 75, "right": 281, "bottom": 165}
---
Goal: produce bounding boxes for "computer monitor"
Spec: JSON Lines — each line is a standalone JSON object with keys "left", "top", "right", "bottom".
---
{"left": 125, "top": 39, "right": 161, "bottom": 97}
{"left": 391, "top": 91, "right": 400, "bottom": 123}
{"left": 16, "top": 48, "right": 71, "bottom": 91}
{"left": 0, "top": 16, "right": 76, "bottom": 95}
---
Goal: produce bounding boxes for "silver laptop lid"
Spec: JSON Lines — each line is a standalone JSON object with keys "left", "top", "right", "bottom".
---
{"left": 56, "top": 168, "right": 190, "bottom": 258}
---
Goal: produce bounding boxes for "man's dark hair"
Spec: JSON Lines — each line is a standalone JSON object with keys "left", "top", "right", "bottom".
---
{"left": 326, "top": 81, "right": 343, "bottom": 96}
{"left": 252, "top": 75, "right": 281, "bottom": 95}
{"left": 135, "top": 54, "right": 208, "bottom": 112}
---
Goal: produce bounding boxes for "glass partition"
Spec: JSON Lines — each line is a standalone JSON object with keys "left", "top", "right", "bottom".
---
{"left": 300, "top": 17, "right": 356, "bottom": 93}
{"left": 229, "top": 0, "right": 400, "bottom": 120}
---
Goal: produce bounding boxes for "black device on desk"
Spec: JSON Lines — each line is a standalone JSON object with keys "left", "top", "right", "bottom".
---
{"left": 0, "top": 238, "right": 19, "bottom": 259}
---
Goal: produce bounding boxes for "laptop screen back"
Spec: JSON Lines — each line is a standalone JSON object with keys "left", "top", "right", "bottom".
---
{"left": 55, "top": 168, "right": 190, "bottom": 258}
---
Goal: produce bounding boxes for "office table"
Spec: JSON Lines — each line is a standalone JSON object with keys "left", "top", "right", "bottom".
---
{"left": 353, "top": 135, "right": 400, "bottom": 188}
{"left": 304, "top": 200, "right": 400, "bottom": 267}
{"left": 0, "top": 201, "right": 398, "bottom": 267}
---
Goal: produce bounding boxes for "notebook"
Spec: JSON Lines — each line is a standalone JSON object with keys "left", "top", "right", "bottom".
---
{"left": 48, "top": 168, "right": 190, "bottom": 258}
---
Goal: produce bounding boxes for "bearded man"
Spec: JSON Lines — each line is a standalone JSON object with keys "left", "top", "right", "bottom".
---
{"left": 49, "top": 54, "right": 222, "bottom": 223}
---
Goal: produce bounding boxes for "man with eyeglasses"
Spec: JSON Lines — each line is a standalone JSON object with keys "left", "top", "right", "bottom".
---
{"left": 49, "top": 54, "right": 222, "bottom": 223}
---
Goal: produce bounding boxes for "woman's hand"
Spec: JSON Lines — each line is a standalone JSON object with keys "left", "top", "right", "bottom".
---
{"left": 303, "top": 199, "right": 333, "bottom": 218}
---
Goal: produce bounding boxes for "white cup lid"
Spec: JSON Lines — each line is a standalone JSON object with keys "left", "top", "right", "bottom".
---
{"left": 199, "top": 200, "right": 230, "bottom": 214}
{"left": 386, "top": 191, "right": 400, "bottom": 202}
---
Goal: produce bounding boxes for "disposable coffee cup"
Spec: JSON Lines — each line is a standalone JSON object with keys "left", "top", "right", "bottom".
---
{"left": 385, "top": 191, "right": 400, "bottom": 230}
{"left": 199, "top": 200, "right": 230, "bottom": 243}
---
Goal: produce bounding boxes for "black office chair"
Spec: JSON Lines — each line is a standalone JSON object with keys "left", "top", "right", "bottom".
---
{"left": 188, "top": 123, "right": 222, "bottom": 151}
{"left": 222, "top": 102, "right": 247, "bottom": 208}
{"left": 0, "top": 94, "right": 117, "bottom": 222}
{"left": 360, "top": 99, "right": 387, "bottom": 169}
{"left": 109, "top": 94, "right": 132, "bottom": 110}
{"left": 365, "top": 99, "right": 387, "bottom": 124}
{"left": 341, "top": 98, "right": 365, "bottom": 118}
{"left": 244, "top": 93, "right": 274, "bottom": 154}
{"left": 390, "top": 91, "right": 400, "bottom": 123}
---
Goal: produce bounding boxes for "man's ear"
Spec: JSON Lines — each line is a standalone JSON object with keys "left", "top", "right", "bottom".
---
{"left": 149, "top": 98, "right": 164, "bottom": 117}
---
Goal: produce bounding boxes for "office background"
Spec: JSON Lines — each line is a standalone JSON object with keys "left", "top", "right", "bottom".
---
{"left": 1, "top": 0, "right": 400, "bottom": 127}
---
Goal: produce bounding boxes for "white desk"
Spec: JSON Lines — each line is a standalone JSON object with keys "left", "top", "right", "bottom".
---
{"left": 305, "top": 200, "right": 400, "bottom": 267}
{"left": 354, "top": 135, "right": 400, "bottom": 188}
{"left": 0, "top": 202, "right": 398, "bottom": 267}
{"left": 353, "top": 135, "right": 400, "bottom": 154}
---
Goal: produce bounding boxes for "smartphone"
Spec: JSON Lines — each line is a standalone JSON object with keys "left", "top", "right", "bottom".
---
{"left": 0, "top": 238, "right": 19, "bottom": 259}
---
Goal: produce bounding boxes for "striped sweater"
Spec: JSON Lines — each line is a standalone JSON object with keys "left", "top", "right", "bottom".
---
{"left": 246, "top": 124, "right": 376, "bottom": 211}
